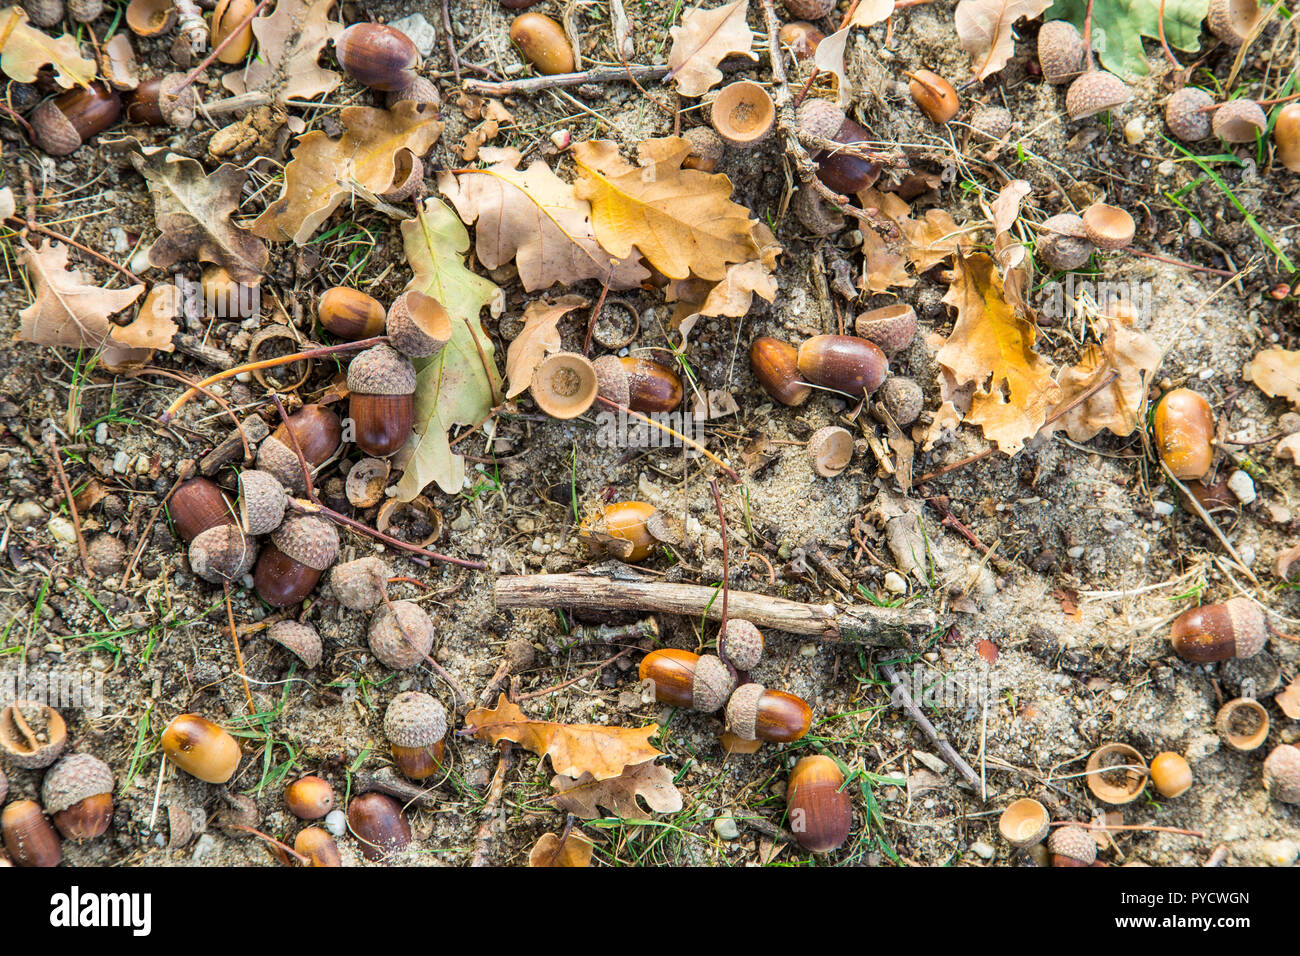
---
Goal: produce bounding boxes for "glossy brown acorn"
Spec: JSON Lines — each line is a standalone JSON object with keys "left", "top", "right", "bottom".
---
{"left": 638, "top": 648, "right": 735, "bottom": 713}
{"left": 725, "top": 683, "right": 812, "bottom": 743}
{"left": 211, "top": 0, "right": 257, "bottom": 64}
{"left": 126, "top": 77, "right": 165, "bottom": 125}
{"left": 1153, "top": 388, "right": 1215, "bottom": 480}
{"left": 276, "top": 405, "right": 343, "bottom": 467}
{"left": 579, "top": 501, "right": 658, "bottom": 562}
{"left": 787, "top": 755, "right": 851, "bottom": 852}
{"left": 317, "top": 286, "right": 386, "bottom": 340}
{"left": 2, "top": 800, "right": 61, "bottom": 867}
{"left": 779, "top": 21, "right": 825, "bottom": 59}
{"left": 592, "top": 356, "right": 683, "bottom": 413}
{"left": 254, "top": 513, "right": 339, "bottom": 607}
{"left": 285, "top": 775, "right": 335, "bottom": 820}
{"left": 348, "top": 344, "right": 416, "bottom": 457}
{"left": 42, "top": 754, "right": 114, "bottom": 841}
{"left": 294, "top": 826, "right": 342, "bottom": 867}
{"left": 335, "top": 22, "right": 420, "bottom": 92}
{"left": 509, "top": 13, "right": 575, "bottom": 75}
{"left": 750, "top": 337, "right": 811, "bottom": 406}
{"left": 797, "top": 335, "right": 888, "bottom": 399}
{"left": 907, "top": 69, "right": 960, "bottom": 123}
{"left": 1168, "top": 598, "right": 1267, "bottom": 663}
{"left": 169, "top": 477, "right": 233, "bottom": 543}
{"left": 31, "top": 83, "right": 122, "bottom": 156}
{"left": 347, "top": 792, "right": 411, "bottom": 860}
{"left": 816, "top": 117, "right": 880, "bottom": 194}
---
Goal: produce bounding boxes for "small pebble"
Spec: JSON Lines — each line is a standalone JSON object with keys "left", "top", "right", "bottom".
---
{"left": 94, "top": 422, "right": 108, "bottom": 444}
{"left": 1066, "top": 545, "right": 1085, "bottom": 559}
{"left": 970, "top": 840, "right": 995, "bottom": 860}
{"left": 324, "top": 809, "right": 347, "bottom": 836}
{"left": 713, "top": 816, "right": 739, "bottom": 840}
{"left": 389, "top": 13, "right": 437, "bottom": 56}
{"left": 1227, "top": 469, "right": 1256, "bottom": 506}
{"left": 1153, "top": 501, "right": 1175, "bottom": 516}
{"left": 112, "top": 451, "right": 130, "bottom": 473}
{"left": 798, "top": 643, "right": 818, "bottom": 658}
{"left": 884, "top": 571, "right": 906, "bottom": 594}
{"left": 48, "top": 516, "right": 77, "bottom": 544}
{"left": 1123, "top": 117, "right": 1144, "bottom": 144}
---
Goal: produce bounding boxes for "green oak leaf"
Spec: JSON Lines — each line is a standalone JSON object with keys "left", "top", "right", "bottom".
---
{"left": 1047, "top": 0, "right": 1208, "bottom": 78}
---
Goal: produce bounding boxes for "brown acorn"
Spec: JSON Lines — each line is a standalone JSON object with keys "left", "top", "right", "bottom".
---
{"left": 347, "top": 792, "right": 411, "bottom": 860}
{"left": 1275, "top": 102, "right": 1300, "bottom": 173}
{"left": 750, "top": 337, "right": 811, "bottom": 406}
{"left": 1168, "top": 597, "right": 1267, "bottom": 663}
{"left": 579, "top": 501, "right": 658, "bottom": 562}
{"left": 210, "top": 0, "right": 257, "bottom": 63}
{"left": 318, "top": 286, "right": 386, "bottom": 341}
{"left": 348, "top": 344, "right": 417, "bottom": 457}
{"left": 169, "top": 477, "right": 233, "bottom": 543}
{"left": 592, "top": 356, "right": 683, "bottom": 413}
{"left": 285, "top": 775, "right": 335, "bottom": 820}
{"left": 724, "top": 683, "right": 812, "bottom": 743}
{"left": 2, "top": 800, "right": 61, "bottom": 867}
{"left": 384, "top": 691, "right": 448, "bottom": 780}
{"left": 796, "top": 99, "right": 881, "bottom": 194}
{"left": 256, "top": 404, "right": 343, "bottom": 495}
{"left": 31, "top": 83, "right": 122, "bottom": 156}
{"left": 335, "top": 22, "right": 420, "bottom": 92}
{"left": 787, "top": 755, "right": 851, "bottom": 853}
{"left": 294, "top": 826, "right": 342, "bottom": 866}
{"left": 797, "top": 334, "right": 888, "bottom": 399}
{"left": 42, "top": 753, "right": 114, "bottom": 840}
{"left": 509, "top": 12, "right": 575, "bottom": 75}
{"left": 1153, "top": 388, "right": 1214, "bottom": 480}
{"left": 638, "top": 649, "right": 735, "bottom": 713}
{"left": 779, "top": 21, "right": 825, "bottom": 60}
{"left": 160, "top": 713, "right": 241, "bottom": 784}
{"left": 254, "top": 513, "right": 339, "bottom": 607}
{"left": 907, "top": 70, "right": 959, "bottom": 123}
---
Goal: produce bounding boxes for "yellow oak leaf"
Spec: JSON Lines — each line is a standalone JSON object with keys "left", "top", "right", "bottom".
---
{"left": 665, "top": 0, "right": 757, "bottom": 98}
{"left": 503, "top": 294, "right": 587, "bottom": 398}
{"left": 1244, "top": 348, "right": 1300, "bottom": 409}
{"left": 572, "top": 137, "right": 761, "bottom": 282}
{"left": 0, "top": 6, "right": 96, "bottom": 87}
{"left": 1046, "top": 321, "right": 1161, "bottom": 442}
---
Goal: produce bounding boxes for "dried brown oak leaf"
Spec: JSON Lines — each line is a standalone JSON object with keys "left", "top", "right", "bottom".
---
{"left": 504, "top": 294, "right": 587, "bottom": 398}
{"left": 666, "top": 222, "right": 779, "bottom": 337}
{"left": 937, "top": 251, "right": 1060, "bottom": 453}
{"left": 111, "top": 283, "right": 180, "bottom": 351}
{"left": 954, "top": 0, "right": 1053, "bottom": 81}
{"left": 813, "top": 1, "right": 895, "bottom": 106}
{"left": 220, "top": 0, "right": 342, "bottom": 103}
{"left": 16, "top": 240, "right": 147, "bottom": 360}
{"left": 465, "top": 694, "right": 664, "bottom": 781}
{"left": 121, "top": 144, "right": 268, "bottom": 284}
{"left": 1045, "top": 321, "right": 1160, "bottom": 442}
{"left": 0, "top": 6, "right": 96, "bottom": 87}
{"left": 1244, "top": 348, "right": 1300, "bottom": 408}
{"left": 665, "top": 0, "right": 756, "bottom": 98}
{"left": 252, "top": 102, "right": 443, "bottom": 244}
{"left": 573, "top": 137, "right": 762, "bottom": 282}
{"left": 551, "top": 760, "right": 684, "bottom": 819}
{"left": 438, "top": 146, "right": 648, "bottom": 293}
{"left": 527, "top": 831, "right": 594, "bottom": 867}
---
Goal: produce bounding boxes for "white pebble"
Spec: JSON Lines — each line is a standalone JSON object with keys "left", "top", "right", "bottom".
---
{"left": 324, "top": 809, "right": 347, "bottom": 836}
{"left": 1066, "top": 545, "right": 1085, "bottom": 559}
{"left": 970, "top": 840, "right": 995, "bottom": 860}
{"left": 1153, "top": 501, "right": 1175, "bottom": 516}
{"left": 884, "top": 571, "right": 906, "bottom": 594}
{"left": 48, "top": 516, "right": 77, "bottom": 544}
{"left": 1227, "top": 469, "right": 1256, "bottom": 506}
{"left": 1123, "top": 117, "right": 1145, "bottom": 144}
{"left": 389, "top": 13, "right": 437, "bottom": 56}
{"left": 94, "top": 422, "right": 108, "bottom": 444}
{"left": 713, "top": 816, "right": 739, "bottom": 840}
{"left": 112, "top": 451, "right": 130, "bottom": 473}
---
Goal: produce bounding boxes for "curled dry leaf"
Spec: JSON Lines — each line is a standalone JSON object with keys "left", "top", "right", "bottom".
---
{"left": 666, "top": 223, "right": 780, "bottom": 333}
{"left": 253, "top": 103, "right": 444, "bottom": 244}
{"left": 1275, "top": 433, "right": 1300, "bottom": 466}
{"left": 111, "top": 283, "right": 180, "bottom": 351}
{"left": 1275, "top": 675, "right": 1300, "bottom": 721}
{"left": 453, "top": 94, "right": 512, "bottom": 161}
{"left": 0, "top": 6, "right": 96, "bottom": 87}
{"left": 573, "top": 137, "right": 762, "bottom": 281}
{"left": 954, "top": 0, "right": 1053, "bottom": 81}
{"left": 813, "top": 1, "right": 895, "bottom": 106}
{"left": 465, "top": 694, "right": 664, "bottom": 781}
{"left": 527, "top": 830, "right": 594, "bottom": 867}
{"left": 220, "top": 0, "right": 343, "bottom": 103}
{"left": 1243, "top": 348, "right": 1300, "bottom": 408}
{"left": 504, "top": 294, "right": 587, "bottom": 398}
{"left": 16, "top": 240, "right": 146, "bottom": 356}
{"left": 1045, "top": 321, "right": 1161, "bottom": 442}
{"left": 118, "top": 142, "right": 268, "bottom": 284}
{"left": 438, "top": 146, "right": 648, "bottom": 293}
{"left": 551, "top": 760, "right": 684, "bottom": 819}
{"left": 665, "top": 0, "right": 757, "bottom": 98}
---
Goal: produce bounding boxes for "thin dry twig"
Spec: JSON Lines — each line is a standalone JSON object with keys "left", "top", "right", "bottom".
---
{"left": 880, "top": 662, "right": 986, "bottom": 799}
{"left": 44, "top": 432, "right": 90, "bottom": 578}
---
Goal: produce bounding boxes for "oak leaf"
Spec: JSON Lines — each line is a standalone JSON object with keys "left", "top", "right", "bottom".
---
{"left": 572, "top": 137, "right": 761, "bottom": 281}
{"left": 528, "top": 831, "right": 594, "bottom": 867}
{"left": 551, "top": 760, "right": 684, "bottom": 818}
{"left": 465, "top": 694, "right": 664, "bottom": 781}
{"left": 16, "top": 241, "right": 146, "bottom": 353}
{"left": 111, "top": 283, "right": 180, "bottom": 352}
{"left": 394, "top": 198, "right": 503, "bottom": 500}
{"left": 666, "top": 223, "right": 780, "bottom": 333}
{"left": 220, "top": 0, "right": 342, "bottom": 103}
{"left": 1244, "top": 348, "right": 1300, "bottom": 409}
{"left": 860, "top": 227, "right": 913, "bottom": 292}
{"left": 812, "top": 1, "right": 895, "bottom": 105}
{"left": 252, "top": 102, "right": 444, "bottom": 244}
{"left": 937, "top": 252, "right": 1060, "bottom": 453}
{"left": 954, "top": 0, "right": 1053, "bottom": 80}
{"left": 665, "top": 0, "right": 756, "bottom": 98}
{"left": 438, "top": 146, "right": 648, "bottom": 292}
{"left": 0, "top": 6, "right": 96, "bottom": 87}
{"left": 503, "top": 294, "right": 587, "bottom": 398}
{"left": 121, "top": 143, "right": 268, "bottom": 283}
{"left": 1045, "top": 321, "right": 1160, "bottom": 441}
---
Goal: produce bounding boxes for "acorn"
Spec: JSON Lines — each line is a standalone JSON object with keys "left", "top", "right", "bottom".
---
{"left": 1262, "top": 744, "right": 1300, "bottom": 805}
{"left": 721, "top": 619, "right": 764, "bottom": 671}
{"left": 751, "top": 337, "right": 811, "bottom": 406}
{"left": 160, "top": 713, "right": 241, "bottom": 784}
{"left": 41, "top": 753, "right": 113, "bottom": 840}
{"left": 330, "top": 556, "right": 391, "bottom": 610}
{"left": 237, "top": 469, "right": 286, "bottom": 535}
{"left": 254, "top": 513, "right": 339, "bottom": 607}
{"left": 531, "top": 351, "right": 599, "bottom": 419}
{"left": 294, "top": 826, "right": 342, "bottom": 866}
{"left": 189, "top": 523, "right": 257, "bottom": 584}
{"left": 681, "top": 126, "right": 725, "bottom": 172}
{"left": 639, "top": 649, "right": 736, "bottom": 713}
{"left": 807, "top": 425, "right": 854, "bottom": 478}
{"left": 786, "top": 755, "right": 851, "bottom": 853}
{"left": 318, "top": 286, "right": 386, "bottom": 341}
{"left": 878, "top": 375, "right": 924, "bottom": 426}
{"left": 20, "top": 0, "right": 64, "bottom": 27}
{"left": 1037, "top": 19, "right": 1085, "bottom": 84}
{"left": 510, "top": 12, "right": 575, "bottom": 75}
{"left": 1037, "top": 213, "right": 1093, "bottom": 271}
{"left": 1165, "top": 87, "right": 1214, "bottom": 142}
{"left": 256, "top": 404, "right": 343, "bottom": 495}
{"left": 1149, "top": 752, "right": 1193, "bottom": 798}
{"left": 792, "top": 185, "right": 845, "bottom": 236}
{"left": 86, "top": 533, "right": 126, "bottom": 579}
{"left": 1215, "top": 697, "right": 1269, "bottom": 752}
{"left": 210, "top": 0, "right": 257, "bottom": 63}
{"left": 1168, "top": 597, "right": 1267, "bottom": 663}
{"left": 348, "top": 344, "right": 417, "bottom": 458}
{"left": 783, "top": 0, "right": 834, "bottom": 15}
{"left": 779, "top": 21, "right": 825, "bottom": 60}
{"left": 592, "top": 356, "right": 683, "bottom": 413}
{"left": 1212, "top": 98, "right": 1267, "bottom": 143}
{"left": 907, "top": 70, "right": 959, "bottom": 123}
{"left": 1065, "top": 70, "right": 1130, "bottom": 121}
{"left": 1081, "top": 202, "right": 1135, "bottom": 251}
{"left": 1207, "top": 0, "right": 1261, "bottom": 45}
{"left": 579, "top": 501, "right": 658, "bottom": 562}
{"left": 1153, "top": 387, "right": 1214, "bottom": 480}
{"left": 1274, "top": 102, "right": 1300, "bottom": 172}
{"left": 285, "top": 775, "right": 335, "bottom": 820}
{"left": 2, "top": 800, "right": 61, "bottom": 867}
{"left": 710, "top": 80, "right": 776, "bottom": 148}
{"left": 797, "top": 334, "right": 889, "bottom": 399}
{"left": 997, "top": 798, "right": 1050, "bottom": 847}
{"left": 384, "top": 691, "right": 448, "bottom": 780}
{"left": 724, "top": 683, "right": 812, "bottom": 743}
{"left": 266, "top": 620, "right": 323, "bottom": 669}
{"left": 335, "top": 22, "right": 420, "bottom": 92}
{"left": 1046, "top": 824, "right": 1096, "bottom": 866}
{"left": 0, "top": 701, "right": 67, "bottom": 769}
{"left": 386, "top": 290, "right": 451, "bottom": 358}
{"left": 126, "top": 74, "right": 197, "bottom": 127}
{"left": 796, "top": 99, "right": 880, "bottom": 193}
{"left": 31, "top": 83, "right": 122, "bottom": 156}
{"left": 368, "top": 600, "right": 434, "bottom": 670}
{"left": 856, "top": 303, "right": 917, "bottom": 355}
{"left": 348, "top": 792, "right": 411, "bottom": 860}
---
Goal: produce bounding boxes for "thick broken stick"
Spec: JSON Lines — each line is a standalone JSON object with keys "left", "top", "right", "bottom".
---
{"left": 463, "top": 64, "right": 668, "bottom": 96}
{"left": 494, "top": 573, "right": 936, "bottom": 646}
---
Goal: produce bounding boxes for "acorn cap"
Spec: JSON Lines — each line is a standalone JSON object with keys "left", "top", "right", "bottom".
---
{"left": 691, "top": 654, "right": 735, "bottom": 712}
{"left": 782, "top": 0, "right": 835, "bottom": 18}
{"left": 347, "top": 343, "right": 417, "bottom": 396}
{"left": 531, "top": 352, "right": 598, "bottom": 419}
{"left": 386, "top": 290, "right": 451, "bottom": 358}
{"left": 682, "top": 126, "right": 725, "bottom": 168}
{"left": 879, "top": 375, "right": 924, "bottom": 426}
{"left": 266, "top": 620, "right": 322, "bottom": 669}
{"left": 156, "top": 72, "right": 197, "bottom": 127}
{"left": 855, "top": 303, "right": 917, "bottom": 354}
{"left": 795, "top": 98, "right": 846, "bottom": 141}
{"left": 271, "top": 513, "right": 339, "bottom": 571}
{"left": 387, "top": 74, "right": 441, "bottom": 108}
{"left": 997, "top": 798, "right": 1050, "bottom": 847}
{"left": 725, "top": 683, "right": 764, "bottom": 740}
{"left": 710, "top": 80, "right": 775, "bottom": 148}
{"left": 1262, "top": 744, "right": 1300, "bottom": 804}
{"left": 189, "top": 524, "right": 257, "bottom": 583}
{"left": 792, "top": 185, "right": 845, "bottom": 236}
{"left": 1046, "top": 824, "right": 1096, "bottom": 864}
{"left": 380, "top": 149, "right": 424, "bottom": 202}
{"left": 86, "top": 534, "right": 126, "bottom": 578}
{"left": 368, "top": 600, "right": 434, "bottom": 669}
{"left": 256, "top": 434, "right": 307, "bottom": 495}
{"left": 1207, "top": 0, "right": 1261, "bottom": 45}
{"left": 1037, "top": 19, "right": 1085, "bottom": 85}
{"left": 1165, "top": 87, "right": 1214, "bottom": 142}
{"left": 1081, "top": 203, "right": 1135, "bottom": 251}
{"left": 384, "top": 691, "right": 448, "bottom": 748}
{"left": 1038, "top": 213, "right": 1094, "bottom": 270}
{"left": 0, "top": 702, "right": 67, "bottom": 769}
{"left": 330, "top": 556, "right": 390, "bottom": 610}
{"left": 807, "top": 426, "right": 854, "bottom": 478}
{"left": 646, "top": 509, "right": 684, "bottom": 546}
{"left": 31, "top": 100, "right": 81, "bottom": 156}
{"left": 1212, "top": 99, "right": 1267, "bottom": 143}
{"left": 970, "top": 104, "right": 1013, "bottom": 140}
{"left": 723, "top": 619, "right": 764, "bottom": 670}
{"left": 592, "top": 355, "right": 632, "bottom": 408}
{"left": 346, "top": 457, "right": 391, "bottom": 508}
{"left": 0, "top": 766, "right": 7, "bottom": 806}
{"left": 1224, "top": 597, "right": 1266, "bottom": 657}
{"left": 1065, "top": 70, "right": 1130, "bottom": 121}
{"left": 41, "top": 753, "right": 113, "bottom": 815}
{"left": 238, "top": 469, "right": 287, "bottom": 535}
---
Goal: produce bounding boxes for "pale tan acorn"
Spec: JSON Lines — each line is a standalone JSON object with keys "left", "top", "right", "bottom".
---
{"left": 1037, "top": 19, "right": 1085, "bottom": 85}
{"left": 1066, "top": 70, "right": 1130, "bottom": 121}
{"left": 189, "top": 524, "right": 257, "bottom": 584}
{"left": 330, "top": 556, "right": 391, "bottom": 610}
{"left": 368, "top": 600, "right": 434, "bottom": 670}
{"left": 1165, "top": 87, "right": 1214, "bottom": 142}
{"left": 237, "top": 469, "right": 286, "bottom": 535}
{"left": 265, "top": 620, "right": 322, "bottom": 669}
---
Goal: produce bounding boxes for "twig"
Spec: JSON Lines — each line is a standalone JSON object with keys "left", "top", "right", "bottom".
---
{"left": 1128, "top": 249, "right": 1237, "bottom": 276}
{"left": 581, "top": 274, "right": 611, "bottom": 356}
{"left": 8, "top": 217, "right": 140, "bottom": 284}
{"left": 1157, "top": 0, "right": 1182, "bottom": 69}
{"left": 709, "top": 478, "right": 730, "bottom": 638}
{"left": 594, "top": 395, "right": 739, "bottom": 482}
{"left": 355, "top": 767, "right": 441, "bottom": 810}
{"left": 142, "top": 367, "right": 249, "bottom": 461}
{"left": 462, "top": 64, "right": 668, "bottom": 96}
{"left": 470, "top": 741, "right": 512, "bottom": 867}
{"left": 44, "top": 433, "right": 90, "bottom": 578}
{"left": 880, "top": 662, "right": 986, "bottom": 799}
{"left": 515, "top": 646, "right": 635, "bottom": 701}
{"left": 176, "top": 0, "right": 271, "bottom": 93}
{"left": 376, "top": 585, "right": 469, "bottom": 704}
{"left": 439, "top": 0, "right": 461, "bottom": 83}
{"left": 1081, "top": 0, "right": 1096, "bottom": 71}
{"left": 123, "top": 459, "right": 194, "bottom": 583}
{"left": 1160, "top": 461, "right": 1261, "bottom": 587}
{"left": 224, "top": 582, "right": 256, "bottom": 714}
{"left": 222, "top": 824, "right": 312, "bottom": 865}
{"left": 1054, "top": 820, "right": 1204, "bottom": 838}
